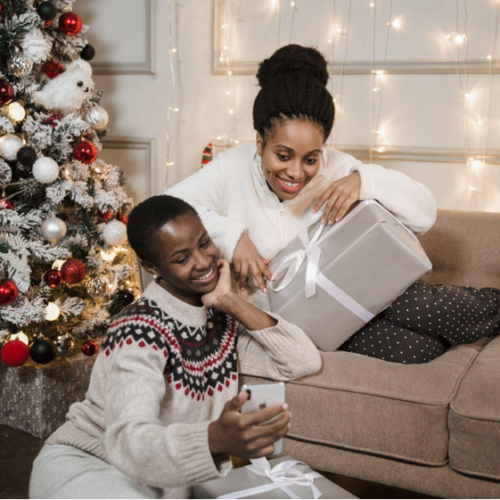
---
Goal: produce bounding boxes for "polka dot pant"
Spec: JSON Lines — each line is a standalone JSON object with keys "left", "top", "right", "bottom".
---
{"left": 339, "top": 280, "right": 500, "bottom": 364}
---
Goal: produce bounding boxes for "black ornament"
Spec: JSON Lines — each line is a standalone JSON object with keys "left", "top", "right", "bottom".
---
{"left": 80, "top": 44, "right": 95, "bottom": 61}
{"left": 17, "top": 146, "right": 37, "bottom": 166}
{"left": 37, "top": 2, "right": 57, "bottom": 21}
{"left": 117, "top": 289, "right": 135, "bottom": 306}
{"left": 29, "top": 337, "right": 57, "bottom": 364}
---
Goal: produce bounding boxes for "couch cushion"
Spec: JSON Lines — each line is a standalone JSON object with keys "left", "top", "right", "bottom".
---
{"left": 240, "top": 338, "right": 490, "bottom": 466}
{"left": 449, "top": 335, "right": 500, "bottom": 480}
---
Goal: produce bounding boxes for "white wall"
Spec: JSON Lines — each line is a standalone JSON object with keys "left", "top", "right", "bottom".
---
{"left": 167, "top": 0, "right": 500, "bottom": 213}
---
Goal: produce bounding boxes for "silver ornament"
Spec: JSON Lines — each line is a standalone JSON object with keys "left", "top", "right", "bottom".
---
{"left": 54, "top": 332, "right": 75, "bottom": 357}
{"left": 102, "top": 220, "right": 127, "bottom": 246}
{"left": 8, "top": 52, "right": 34, "bottom": 78}
{"left": 87, "top": 277, "right": 106, "bottom": 297}
{"left": 84, "top": 105, "right": 109, "bottom": 131}
{"left": 41, "top": 216, "right": 67, "bottom": 242}
{"left": 0, "top": 134, "right": 23, "bottom": 161}
{"left": 33, "top": 156, "right": 59, "bottom": 184}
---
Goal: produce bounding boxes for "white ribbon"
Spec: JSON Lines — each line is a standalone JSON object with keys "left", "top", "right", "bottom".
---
{"left": 218, "top": 457, "right": 323, "bottom": 499}
{"left": 269, "top": 200, "right": 418, "bottom": 323}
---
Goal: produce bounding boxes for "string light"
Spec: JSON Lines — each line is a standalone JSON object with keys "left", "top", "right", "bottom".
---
{"left": 7, "top": 102, "right": 26, "bottom": 122}
{"left": 165, "top": 0, "right": 178, "bottom": 182}
{"left": 388, "top": 18, "right": 401, "bottom": 29}
{"left": 11, "top": 332, "right": 29, "bottom": 345}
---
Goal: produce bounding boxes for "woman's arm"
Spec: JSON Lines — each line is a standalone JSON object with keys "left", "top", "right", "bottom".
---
{"left": 203, "top": 261, "right": 322, "bottom": 381}
{"left": 103, "top": 325, "right": 231, "bottom": 489}
{"left": 316, "top": 152, "right": 437, "bottom": 235}
{"left": 166, "top": 153, "right": 246, "bottom": 261}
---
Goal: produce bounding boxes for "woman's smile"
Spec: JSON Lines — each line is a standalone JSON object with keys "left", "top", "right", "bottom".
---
{"left": 190, "top": 263, "right": 217, "bottom": 286}
{"left": 276, "top": 175, "right": 305, "bottom": 193}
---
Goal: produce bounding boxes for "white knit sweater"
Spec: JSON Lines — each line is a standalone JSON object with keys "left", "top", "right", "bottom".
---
{"left": 167, "top": 143, "right": 437, "bottom": 309}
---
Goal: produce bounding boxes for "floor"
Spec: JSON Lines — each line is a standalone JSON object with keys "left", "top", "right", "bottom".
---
{"left": 1, "top": 424, "right": 434, "bottom": 499}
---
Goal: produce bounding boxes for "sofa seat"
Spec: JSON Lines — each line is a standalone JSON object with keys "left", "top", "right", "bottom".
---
{"left": 449, "top": 335, "right": 500, "bottom": 480}
{"left": 240, "top": 337, "right": 490, "bottom": 467}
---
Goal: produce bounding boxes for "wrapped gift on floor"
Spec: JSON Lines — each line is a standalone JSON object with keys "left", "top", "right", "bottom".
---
{"left": 267, "top": 200, "right": 432, "bottom": 352}
{"left": 192, "top": 455, "right": 357, "bottom": 499}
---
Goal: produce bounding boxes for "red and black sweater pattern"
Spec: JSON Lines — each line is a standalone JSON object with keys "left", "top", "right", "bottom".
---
{"left": 102, "top": 298, "right": 238, "bottom": 401}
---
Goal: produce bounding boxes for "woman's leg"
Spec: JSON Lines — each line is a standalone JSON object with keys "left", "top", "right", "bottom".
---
{"left": 30, "top": 443, "right": 160, "bottom": 499}
{"left": 339, "top": 317, "right": 445, "bottom": 364}
{"left": 382, "top": 280, "right": 500, "bottom": 346}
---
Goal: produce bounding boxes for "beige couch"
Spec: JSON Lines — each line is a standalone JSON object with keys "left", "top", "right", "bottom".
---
{"left": 240, "top": 209, "right": 500, "bottom": 498}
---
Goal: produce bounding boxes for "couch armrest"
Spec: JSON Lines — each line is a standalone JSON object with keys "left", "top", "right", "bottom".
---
{"left": 418, "top": 209, "right": 500, "bottom": 289}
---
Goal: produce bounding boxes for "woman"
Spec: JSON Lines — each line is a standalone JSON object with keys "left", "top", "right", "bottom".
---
{"left": 167, "top": 44, "right": 500, "bottom": 363}
{"left": 29, "top": 195, "right": 321, "bottom": 499}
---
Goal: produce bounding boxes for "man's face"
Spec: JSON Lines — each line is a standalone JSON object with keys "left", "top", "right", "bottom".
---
{"left": 145, "top": 212, "right": 220, "bottom": 300}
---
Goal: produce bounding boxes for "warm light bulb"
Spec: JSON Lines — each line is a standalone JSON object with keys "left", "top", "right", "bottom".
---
{"left": 11, "top": 331, "right": 29, "bottom": 345}
{"left": 487, "top": 55, "right": 492, "bottom": 60}
{"left": 227, "top": 70, "right": 233, "bottom": 76}
{"left": 372, "top": 87, "right": 380, "bottom": 92}
{"left": 100, "top": 248, "right": 117, "bottom": 262}
{"left": 45, "top": 303, "right": 60, "bottom": 321}
{"left": 171, "top": 48, "right": 177, "bottom": 53}
{"left": 373, "top": 70, "right": 384, "bottom": 75}
{"left": 226, "top": 91, "right": 231, "bottom": 95}
{"left": 328, "top": 39, "right": 332, "bottom": 43}
{"left": 221, "top": 24, "right": 227, "bottom": 29}
{"left": 454, "top": 34, "right": 466, "bottom": 44}
{"left": 291, "top": 1, "right": 295, "bottom": 5}
{"left": 8, "top": 102, "right": 26, "bottom": 122}
{"left": 166, "top": 161, "right": 175, "bottom": 166}
{"left": 219, "top": 56, "right": 224, "bottom": 62}
{"left": 390, "top": 18, "right": 401, "bottom": 28}
{"left": 377, "top": 147, "right": 385, "bottom": 153}
{"left": 369, "top": 2, "right": 375, "bottom": 6}
{"left": 229, "top": 109, "right": 234, "bottom": 114}
{"left": 52, "top": 259, "right": 66, "bottom": 270}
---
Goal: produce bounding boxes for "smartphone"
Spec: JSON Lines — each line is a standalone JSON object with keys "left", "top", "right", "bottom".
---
{"left": 241, "top": 382, "right": 286, "bottom": 455}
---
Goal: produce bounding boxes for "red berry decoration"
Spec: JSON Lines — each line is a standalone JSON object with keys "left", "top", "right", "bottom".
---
{"left": 44, "top": 269, "right": 63, "bottom": 288}
{"left": 1, "top": 339, "right": 29, "bottom": 367}
{"left": 73, "top": 140, "right": 98, "bottom": 164}
{"left": 0, "top": 279, "right": 18, "bottom": 306}
{"left": 116, "top": 213, "right": 128, "bottom": 225}
{"left": 98, "top": 208, "right": 113, "bottom": 220}
{"left": 0, "top": 199, "right": 13, "bottom": 210}
{"left": 59, "top": 12, "right": 83, "bottom": 36}
{"left": 61, "top": 258, "right": 87, "bottom": 284}
{"left": 0, "top": 80, "right": 14, "bottom": 105}
{"left": 40, "top": 61, "right": 64, "bottom": 79}
{"left": 44, "top": 113, "right": 63, "bottom": 129}
{"left": 81, "top": 340, "right": 97, "bottom": 356}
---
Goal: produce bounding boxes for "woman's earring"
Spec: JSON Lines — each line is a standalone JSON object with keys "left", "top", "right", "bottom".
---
{"left": 152, "top": 273, "right": 158, "bottom": 280}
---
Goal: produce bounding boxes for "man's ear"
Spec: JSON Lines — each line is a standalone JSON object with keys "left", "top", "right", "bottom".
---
{"left": 256, "top": 132, "right": 264, "bottom": 157}
{"left": 140, "top": 260, "right": 158, "bottom": 277}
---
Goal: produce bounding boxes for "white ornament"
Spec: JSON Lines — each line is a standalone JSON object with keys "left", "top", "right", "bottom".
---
{"left": 103, "top": 220, "right": 128, "bottom": 246}
{"left": 84, "top": 104, "right": 109, "bottom": 130}
{"left": 45, "top": 302, "right": 60, "bottom": 321}
{"left": 33, "top": 59, "right": 95, "bottom": 113}
{"left": 41, "top": 217, "right": 67, "bottom": 242}
{"left": 0, "top": 134, "right": 23, "bottom": 161}
{"left": 33, "top": 156, "right": 59, "bottom": 184}
{"left": 8, "top": 102, "right": 26, "bottom": 122}
{"left": 21, "top": 29, "right": 53, "bottom": 64}
{"left": 10, "top": 332, "right": 29, "bottom": 345}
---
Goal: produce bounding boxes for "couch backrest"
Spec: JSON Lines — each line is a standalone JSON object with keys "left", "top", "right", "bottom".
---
{"left": 419, "top": 209, "right": 500, "bottom": 289}
{"left": 136, "top": 209, "right": 500, "bottom": 292}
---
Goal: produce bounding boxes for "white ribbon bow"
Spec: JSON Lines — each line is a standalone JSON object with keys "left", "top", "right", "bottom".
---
{"left": 268, "top": 200, "right": 418, "bottom": 323}
{"left": 218, "top": 457, "right": 323, "bottom": 499}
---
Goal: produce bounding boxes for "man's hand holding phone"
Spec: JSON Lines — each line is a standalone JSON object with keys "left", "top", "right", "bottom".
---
{"left": 208, "top": 390, "right": 291, "bottom": 459}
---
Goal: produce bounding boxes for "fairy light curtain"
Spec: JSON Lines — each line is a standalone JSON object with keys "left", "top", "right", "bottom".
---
{"left": 211, "top": 0, "right": 500, "bottom": 211}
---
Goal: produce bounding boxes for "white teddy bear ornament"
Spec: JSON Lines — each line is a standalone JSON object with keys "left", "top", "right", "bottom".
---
{"left": 33, "top": 59, "right": 95, "bottom": 113}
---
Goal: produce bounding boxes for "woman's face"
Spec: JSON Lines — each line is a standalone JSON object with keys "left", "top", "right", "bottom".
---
{"left": 142, "top": 212, "right": 219, "bottom": 306}
{"left": 257, "top": 120, "right": 324, "bottom": 201}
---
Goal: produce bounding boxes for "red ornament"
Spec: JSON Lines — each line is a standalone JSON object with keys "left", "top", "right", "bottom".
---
{"left": 0, "top": 199, "right": 13, "bottom": 210}
{"left": 81, "top": 340, "right": 97, "bottom": 356}
{"left": 0, "top": 80, "right": 14, "bottom": 106}
{"left": 44, "top": 269, "right": 63, "bottom": 288}
{"left": 98, "top": 208, "right": 114, "bottom": 220}
{"left": 73, "top": 140, "right": 98, "bottom": 164}
{"left": 0, "top": 279, "right": 18, "bottom": 306}
{"left": 59, "top": 12, "right": 82, "bottom": 36}
{"left": 116, "top": 213, "right": 128, "bottom": 225}
{"left": 40, "top": 61, "right": 64, "bottom": 79}
{"left": 44, "top": 113, "right": 63, "bottom": 129}
{"left": 1, "top": 339, "right": 29, "bottom": 367}
{"left": 61, "top": 258, "right": 87, "bottom": 284}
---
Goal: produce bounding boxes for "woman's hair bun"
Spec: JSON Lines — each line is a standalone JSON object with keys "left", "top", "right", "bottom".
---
{"left": 256, "top": 44, "right": 329, "bottom": 88}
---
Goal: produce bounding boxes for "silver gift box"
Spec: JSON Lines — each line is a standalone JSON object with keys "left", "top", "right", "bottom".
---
{"left": 0, "top": 344, "right": 97, "bottom": 438}
{"left": 267, "top": 201, "right": 432, "bottom": 352}
{"left": 192, "top": 455, "right": 357, "bottom": 499}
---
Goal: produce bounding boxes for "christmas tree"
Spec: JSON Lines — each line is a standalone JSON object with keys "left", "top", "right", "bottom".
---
{"left": 0, "top": 0, "right": 138, "bottom": 367}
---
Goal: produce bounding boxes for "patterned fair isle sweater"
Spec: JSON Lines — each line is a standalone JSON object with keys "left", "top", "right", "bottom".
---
{"left": 46, "top": 281, "right": 322, "bottom": 498}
